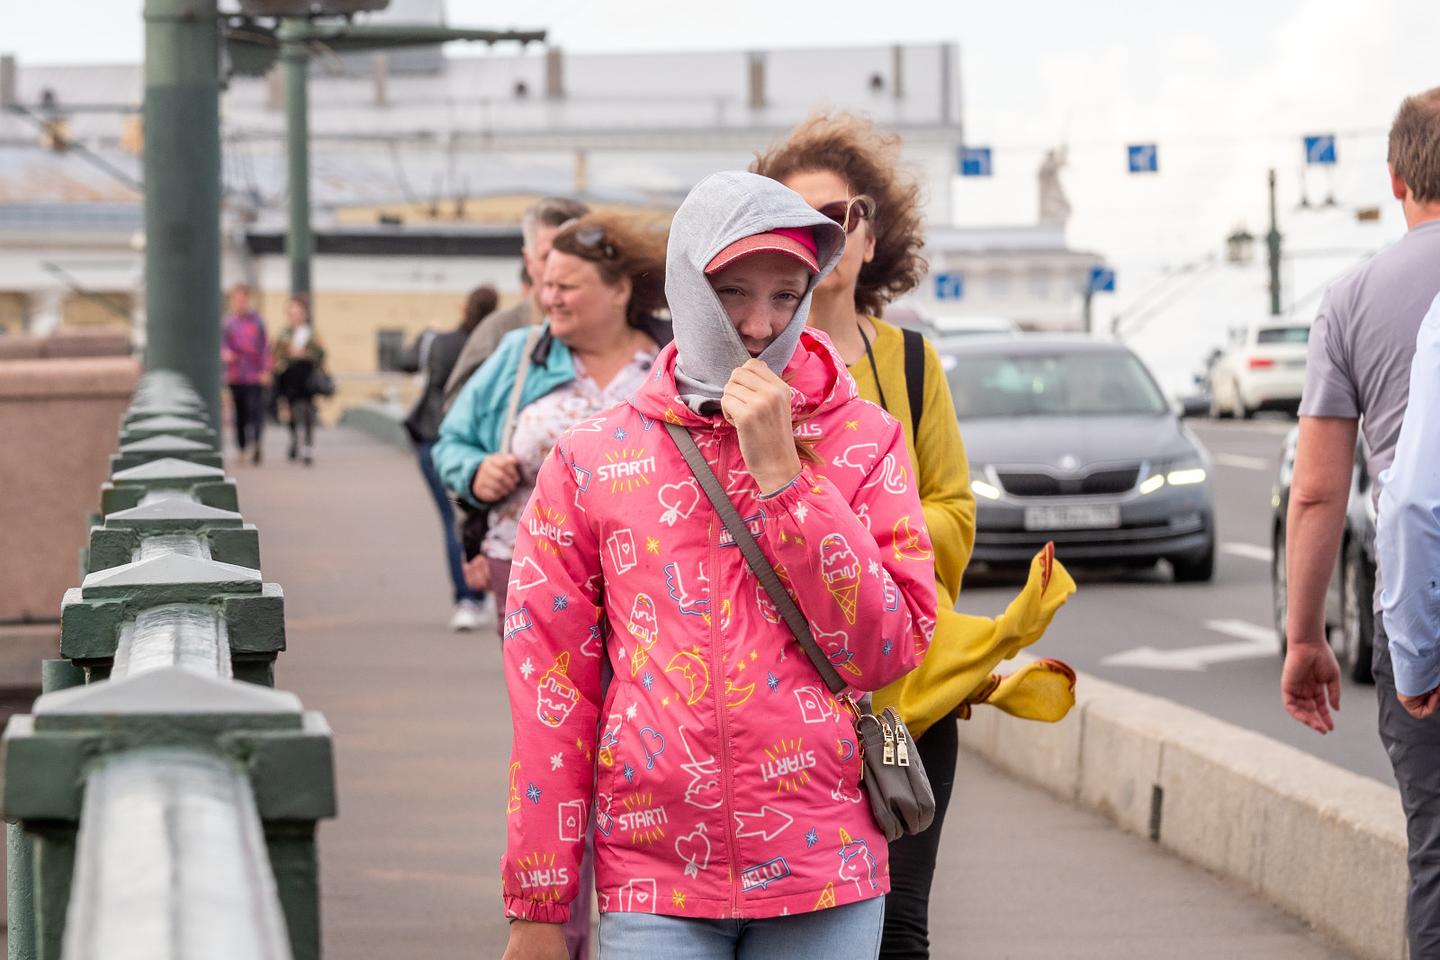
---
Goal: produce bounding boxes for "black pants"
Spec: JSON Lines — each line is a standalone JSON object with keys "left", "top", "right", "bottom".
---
{"left": 287, "top": 394, "right": 315, "bottom": 451}
{"left": 881, "top": 715, "right": 959, "bottom": 960}
{"left": 229, "top": 383, "right": 264, "bottom": 452}
{"left": 1376, "top": 613, "right": 1440, "bottom": 958}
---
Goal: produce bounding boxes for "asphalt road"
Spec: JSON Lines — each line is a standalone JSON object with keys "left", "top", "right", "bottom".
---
{"left": 959, "top": 414, "right": 1396, "bottom": 787}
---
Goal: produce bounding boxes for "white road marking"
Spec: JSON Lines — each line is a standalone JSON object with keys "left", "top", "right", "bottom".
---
{"left": 1100, "top": 619, "right": 1278, "bottom": 671}
{"left": 1214, "top": 453, "right": 1270, "bottom": 471}
{"left": 1221, "top": 542, "right": 1273, "bottom": 563}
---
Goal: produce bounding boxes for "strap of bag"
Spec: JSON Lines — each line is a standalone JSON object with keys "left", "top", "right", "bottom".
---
{"left": 901, "top": 328, "right": 925, "bottom": 440}
{"left": 663, "top": 422, "right": 849, "bottom": 697}
{"left": 498, "top": 325, "right": 542, "bottom": 454}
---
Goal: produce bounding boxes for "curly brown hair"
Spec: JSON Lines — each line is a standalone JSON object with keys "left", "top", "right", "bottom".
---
{"left": 551, "top": 211, "right": 670, "bottom": 330}
{"left": 752, "top": 112, "right": 928, "bottom": 317}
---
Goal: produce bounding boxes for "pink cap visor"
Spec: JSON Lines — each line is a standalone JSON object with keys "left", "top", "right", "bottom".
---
{"left": 704, "top": 226, "right": 820, "bottom": 275}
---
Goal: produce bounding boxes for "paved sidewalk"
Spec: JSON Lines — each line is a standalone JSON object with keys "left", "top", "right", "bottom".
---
{"left": 237, "top": 424, "right": 1355, "bottom": 959}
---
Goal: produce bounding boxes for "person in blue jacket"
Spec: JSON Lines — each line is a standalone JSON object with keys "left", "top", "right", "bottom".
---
{"left": 433, "top": 210, "right": 670, "bottom": 960}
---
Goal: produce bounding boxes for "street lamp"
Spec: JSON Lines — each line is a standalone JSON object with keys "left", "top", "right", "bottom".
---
{"left": 223, "top": 11, "right": 545, "bottom": 318}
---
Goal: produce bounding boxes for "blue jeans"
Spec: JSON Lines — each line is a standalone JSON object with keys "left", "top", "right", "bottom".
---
{"left": 599, "top": 897, "right": 884, "bottom": 959}
{"left": 415, "top": 441, "right": 478, "bottom": 604}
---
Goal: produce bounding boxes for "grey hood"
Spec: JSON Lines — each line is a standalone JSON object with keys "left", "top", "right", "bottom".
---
{"left": 665, "top": 171, "right": 846, "bottom": 411}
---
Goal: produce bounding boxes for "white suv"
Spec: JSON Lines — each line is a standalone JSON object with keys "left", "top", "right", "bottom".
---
{"left": 1208, "top": 322, "right": 1310, "bottom": 419}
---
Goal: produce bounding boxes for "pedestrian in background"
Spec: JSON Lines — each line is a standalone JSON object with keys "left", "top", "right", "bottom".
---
{"left": 436, "top": 211, "right": 671, "bottom": 959}
{"left": 755, "top": 113, "right": 1077, "bottom": 960}
{"left": 221, "top": 282, "right": 269, "bottom": 465}
{"left": 400, "top": 285, "right": 499, "bottom": 632}
{"left": 1281, "top": 86, "right": 1440, "bottom": 956}
{"left": 442, "top": 197, "right": 591, "bottom": 410}
{"left": 435, "top": 211, "right": 671, "bottom": 640}
{"left": 271, "top": 294, "right": 326, "bottom": 466}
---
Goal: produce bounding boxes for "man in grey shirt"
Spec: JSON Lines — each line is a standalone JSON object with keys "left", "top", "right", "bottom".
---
{"left": 1283, "top": 86, "right": 1440, "bottom": 955}
{"left": 441, "top": 196, "right": 590, "bottom": 409}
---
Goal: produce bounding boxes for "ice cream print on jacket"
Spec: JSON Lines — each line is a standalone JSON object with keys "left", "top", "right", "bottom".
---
{"left": 499, "top": 171, "right": 937, "bottom": 924}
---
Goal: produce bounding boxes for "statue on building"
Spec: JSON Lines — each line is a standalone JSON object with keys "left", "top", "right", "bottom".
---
{"left": 1037, "top": 147, "right": 1071, "bottom": 226}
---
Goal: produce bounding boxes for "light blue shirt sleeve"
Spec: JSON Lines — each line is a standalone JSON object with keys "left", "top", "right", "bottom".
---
{"left": 1378, "top": 292, "right": 1440, "bottom": 698}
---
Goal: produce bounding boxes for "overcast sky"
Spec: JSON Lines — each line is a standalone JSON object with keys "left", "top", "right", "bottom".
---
{"left": 9, "top": 0, "right": 1439, "bottom": 323}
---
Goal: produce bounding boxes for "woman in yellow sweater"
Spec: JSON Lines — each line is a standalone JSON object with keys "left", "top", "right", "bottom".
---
{"left": 755, "top": 114, "right": 1077, "bottom": 960}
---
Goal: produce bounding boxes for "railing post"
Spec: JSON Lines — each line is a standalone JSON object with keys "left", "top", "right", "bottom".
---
{"left": 87, "top": 497, "right": 259, "bottom": 575}
{"left": 5, "top": 664, "right": 86, "bottom": 960}
{"left": 2, "top": 668, "right": 335, "bottom": 960}
{"left": 111, "top": 434, "right": 224, "bottom": 473}
{"left": 143, "top": 0, "right": 223, "bottom": 425}
{"left": 100, "top": 458, "right": 238, "bottom": 515}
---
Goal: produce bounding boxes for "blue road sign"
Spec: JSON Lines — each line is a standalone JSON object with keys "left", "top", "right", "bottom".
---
{"left": 1304, "top": 134, "right": 1337, "bottom": 165}
{"left": 1127, "top": 143, "right": 1159, "bottom": 174}
{"left": 959, "top": 146, "right": 993, "bottom": 177}
{"left": 934, "top": 272, "right": 965, "bottom": 301}
{"left": 1089, "top": 266, "right": 1116, "bottom": 293}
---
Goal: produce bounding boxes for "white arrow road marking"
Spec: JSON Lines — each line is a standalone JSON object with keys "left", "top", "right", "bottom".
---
{"left": 1214, "top": 453, "right": 1271, "bottom": 471}
{"left": 1100, "top": 619, "right": 1279, "bottom": 671}
{"left": 1221, "top": 542, "right": 1273, "bottom": 563}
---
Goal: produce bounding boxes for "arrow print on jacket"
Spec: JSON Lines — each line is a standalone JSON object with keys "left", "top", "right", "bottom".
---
{"left": 734, "top": 805, "right": 794, "bottom": 842}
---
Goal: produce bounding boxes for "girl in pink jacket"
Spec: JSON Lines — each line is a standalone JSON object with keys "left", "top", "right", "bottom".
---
{"left": 501, "top": 172, "right": 937, "bottom": 959}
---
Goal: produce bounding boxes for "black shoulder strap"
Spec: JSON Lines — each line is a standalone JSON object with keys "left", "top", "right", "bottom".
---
{"left": 902, "top": 328, "right": 925, "bottom": 439}
{"left": 663, "top": 422, "right": 849, "bottom": 696}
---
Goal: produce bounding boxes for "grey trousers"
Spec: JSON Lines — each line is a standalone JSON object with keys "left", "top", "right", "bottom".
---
{"left": 1376, "top": 613, "right": 1440, "bottom": 958}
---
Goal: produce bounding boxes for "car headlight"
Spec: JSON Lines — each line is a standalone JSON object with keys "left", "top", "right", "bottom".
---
{"left": 971, "top": 478, "right": 1002, "bottom": 500}
{"left": 1167, "top": 466, "right": 1208, "bottom": 486}
{"left": 1140, "top": 456, "right": 1209, "bottom": 494}
{"left": 970, "top": 464, "right": 1002, "bottom": 501}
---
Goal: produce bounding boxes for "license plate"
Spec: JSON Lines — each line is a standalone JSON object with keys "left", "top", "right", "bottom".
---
{"left": 1024, "top": 504, "right": 1121, "bottom": 530}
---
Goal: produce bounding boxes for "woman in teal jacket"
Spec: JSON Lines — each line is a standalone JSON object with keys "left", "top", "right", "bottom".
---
{"left": 433, "top": 212, "right": 670, "bottom": 960}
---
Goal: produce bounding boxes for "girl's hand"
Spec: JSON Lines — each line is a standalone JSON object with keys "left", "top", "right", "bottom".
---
{"left": 721, "top": 359, "right": 801, "bottom": 494}
{"left": 472, "top": 453, "right": 522, "bottom": 503}
{"left": 500, "top": 920, "right": 567, "bottom": 960}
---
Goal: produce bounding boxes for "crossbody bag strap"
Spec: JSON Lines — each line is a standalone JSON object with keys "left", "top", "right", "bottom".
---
{"left": 498, "top": 325, "right": 543, "bottom": 454}
{"left": 901, "top": 328, "right": 925, "bottom": 440}
{"left": 663, "top": 422, "right": 849, "bottom": 697}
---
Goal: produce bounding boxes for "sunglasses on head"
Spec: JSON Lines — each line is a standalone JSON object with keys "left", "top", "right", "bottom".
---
{"left": 558, "top": 220, "right": 617, "bottom": 260}
{"left": 816, "top": 195, "right": 875, "bottom": 233}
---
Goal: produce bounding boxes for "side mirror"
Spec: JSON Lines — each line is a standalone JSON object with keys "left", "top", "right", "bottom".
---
{"left": 1179, "top": 395, "right": 1210, "bottom": 419}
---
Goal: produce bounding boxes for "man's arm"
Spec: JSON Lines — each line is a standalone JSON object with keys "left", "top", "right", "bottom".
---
{"left": 1282, "top": 415, "right": 1358, "bottom": 733}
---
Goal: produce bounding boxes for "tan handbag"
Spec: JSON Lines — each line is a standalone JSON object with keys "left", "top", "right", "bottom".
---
{"left": 664, "top": 422, "right": 936, "bottom": 842}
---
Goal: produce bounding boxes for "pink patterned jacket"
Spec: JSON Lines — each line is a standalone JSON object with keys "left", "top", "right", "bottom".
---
{"left": 500, "top": 328, "right": 937, "bottom": 922}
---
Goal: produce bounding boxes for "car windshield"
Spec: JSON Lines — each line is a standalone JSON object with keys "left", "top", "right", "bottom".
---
{"left": 1256, "top": 326, "right": 1310, "bottom": 344}
{"left": 945, "top": 350, "right": 1169, "bottom": 418}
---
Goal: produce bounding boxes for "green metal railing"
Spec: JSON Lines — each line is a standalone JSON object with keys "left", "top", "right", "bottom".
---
{"left": 3, "top": 371, "right": 336, "bottom": 960}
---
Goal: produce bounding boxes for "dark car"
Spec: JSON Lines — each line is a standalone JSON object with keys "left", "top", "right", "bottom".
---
{"left": 942, "top": 336, "right": 1216, "bottom": 581}
{"left": 1270, "top": 427, "right": 1376, "bottom": 682}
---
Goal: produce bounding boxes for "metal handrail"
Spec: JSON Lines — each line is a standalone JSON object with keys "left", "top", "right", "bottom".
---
{"left": 112, "top": 604, "right": 232, "bottom": 680}
{"left": 61, "top": 749, "right": 294, "bottom": 960}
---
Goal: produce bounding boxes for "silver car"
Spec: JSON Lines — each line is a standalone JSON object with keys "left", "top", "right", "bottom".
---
{"left": 942, "top": 336, "right": 1216, "bottom": 581}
